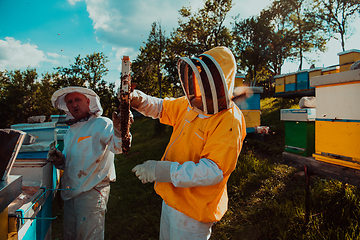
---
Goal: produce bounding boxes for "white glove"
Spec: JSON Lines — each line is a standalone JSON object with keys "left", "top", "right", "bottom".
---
{"left": 132, "top": 160, "right": 172, "bottom": 184}
{"left": 47, "top": 147, "right": 65, "bottom": 168}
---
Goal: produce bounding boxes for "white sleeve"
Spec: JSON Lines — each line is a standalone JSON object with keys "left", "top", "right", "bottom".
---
{"left": 170, "top": 158, "right": 224, "bottom": 188}
{"left": 131, "top": 90, "right": 163, "bottom": 119}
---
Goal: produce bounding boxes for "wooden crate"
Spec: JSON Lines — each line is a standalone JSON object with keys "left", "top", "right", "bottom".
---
{"left": 338, "top": 49, "right": 360, "bottom": 65}
{"left": 314, "top": 120, "right": 360, "bottom": 169}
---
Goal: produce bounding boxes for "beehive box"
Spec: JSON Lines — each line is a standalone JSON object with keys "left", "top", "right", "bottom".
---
{"left": 281, "top": 109, "right": 316, "bottom": 157}
{"left": 11, "top": 122, "right": 56, "bottom": 142}
{"left": 315, "top": 82, "right": 360, "bottom": 120}
{"left": 313, "top": 120, "right": 360, "bottom": 169}
{"left": 310, "top": 68, "right": 360, "bottom": 88}
{"left": 274, "top": 74, "right": 285, "bottom": 93}
{"left": 280, "top": 109, "right": 316, "bottom": 121}
{"left": 235, "top": 73, "right": 245, "bottom": 87}
{"left": 309, "top": 67, "right": 322, "bottom": 78}
{"left": 309, "top": 68, "right": 323, "bottom": 89}
{"left": 242, "top": 110, "right": 261, "bottom": 133}
{"left": 310, "top": 68, "right": 360, "bottom": 169}
{"left": 337, "top": 49, "right": 360, "bottom": 65}
{"left": 285, "top": 73, "right": 296, "bottom": 92}
{"left": 284, "top": 121, "right": 315, "bottom": 157}
{"left": 237, "top": 87, "right": 263, "bottom": 110}
{"left": 296, "top": 70, "right": 309, "bottom": 91}
{"left": 322, "top": 66, "right": 340, "bottom": 75}
{"left": 340, "top": 62, "right": 354, "bottom": 72}
{"left": 50, "top": 115, "right": 67, "bottom": 122}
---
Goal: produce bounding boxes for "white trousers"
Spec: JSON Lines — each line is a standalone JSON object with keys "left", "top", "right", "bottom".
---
{"left": 159, "top": 201, "right": 214, "bottom": 240}
{"left": 63, "top": 185, "right": 110, "bottom": 240}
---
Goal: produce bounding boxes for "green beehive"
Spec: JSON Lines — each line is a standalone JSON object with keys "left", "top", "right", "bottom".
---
{"left": 284, "top": 121, "right": 315, "bottom": 157}
{"left": 281, "top": 109, "right": 316, "bottom": 157}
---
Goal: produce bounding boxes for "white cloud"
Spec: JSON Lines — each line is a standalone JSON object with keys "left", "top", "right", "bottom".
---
{"left": 111, "top": 46, "right": 138, "bottom": 71}
{"left": 0, "top": 37, "right": 50, "bottom": 71}
{"left": 80, "top": 0, "right": 205, "bottom": 49}
{"left": 68, "top": 0, "right": 82, "bottom": 6}
{"left": 47, "top": 52, "right": 61, "bottom": 58}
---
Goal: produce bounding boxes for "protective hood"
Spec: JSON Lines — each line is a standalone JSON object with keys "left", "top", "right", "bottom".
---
{"left": 177, "top": 46, "right": 236, "bottom": 114}
{"left": 51, "top": 86, "right": 103, "bottom": 119}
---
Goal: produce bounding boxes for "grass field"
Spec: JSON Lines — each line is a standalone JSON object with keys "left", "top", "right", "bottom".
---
{"left": 52, "top": 98, "right": 360, "bottom": 239}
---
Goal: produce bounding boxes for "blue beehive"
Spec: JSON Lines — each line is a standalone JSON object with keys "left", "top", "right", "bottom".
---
{"left": 296, "top": 70, "right": 309, "bottom": 90}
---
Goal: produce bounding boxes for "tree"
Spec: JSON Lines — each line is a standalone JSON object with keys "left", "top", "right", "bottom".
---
{"left": 233, "top": 15, "right": 273, "bottom": 86}
{"left": 131, "top": 22, "right": 171, "bottom": 98}
{"left": 260, "top": 7, "right": 295, "bottom": 76}
{"left": 311, "top": 0, "right": 360, "bottom": 51}
{"left": 171, "top": 0, "right": 233, "bottom": 56}
{"left": 0, "top": 69, "right": 58, "bottom": 128}
{"left": 278, "top": 0, "right": 328, "bottom": 70}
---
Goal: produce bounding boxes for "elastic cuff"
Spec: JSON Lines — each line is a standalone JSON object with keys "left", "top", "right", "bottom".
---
{"left": 155, "top": 161, "right": 172, "bottom": 182}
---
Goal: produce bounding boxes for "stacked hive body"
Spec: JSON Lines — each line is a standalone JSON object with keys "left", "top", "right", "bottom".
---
{"left": 281, "top": 109, "right": 316, "bottom": 157}
{"left": 5, "top": 120, "right": 69, "bottom": 240}
{"left": 296, "top": 70, "right": 310, "bottom": 91}
{"left": 322, "top": 66, "right": 340, "bottom": 75}
{"left": 308, "top": 68, "right": 322, "bottom": 85}
{"left": 310, "top": 69, "right": 360, "bottom": 169}
{"left": 274, "top": 74, "right": 285, "bottom": 94}
{"left": 285, "top": 72, "right": 297, "bottom": 92}
{"left": 234, "top": 73, "right": 263, "bottom": 133}
{"left": 338, "top": 49, "right": 360, "bottom": 72}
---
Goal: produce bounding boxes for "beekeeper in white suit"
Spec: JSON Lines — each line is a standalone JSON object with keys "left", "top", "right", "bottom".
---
{"left": 131, "top": 46, "right": 247, "bottom": 240}
{"left": 48, "top": 86, "right": 128, "bottom": 240}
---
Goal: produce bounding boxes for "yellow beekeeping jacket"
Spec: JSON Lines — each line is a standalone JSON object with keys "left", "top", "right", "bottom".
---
{"left": 155, "top": 96, "right": 246, "bottom": 222}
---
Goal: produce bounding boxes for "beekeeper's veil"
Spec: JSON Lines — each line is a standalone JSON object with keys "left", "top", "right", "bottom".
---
{"left": 177, "top": 46, "right": 236, "bottom": 114}
{"left": 51, "top": 86, "right": 103, "bottom": 119}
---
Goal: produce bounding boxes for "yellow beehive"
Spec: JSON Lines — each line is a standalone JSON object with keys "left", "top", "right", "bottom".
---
{"left": 340, "top": 62, "right": 354, "bottom": 72}
{"left": 338, "top": 49, "right": 360, "bottom": 65}
{"left": 242, "top": 110, "right": 261, "bottom": 128}
{"left": 309, "top": 68, "right": 322, "bottom": 78}
{"left": 322, "top": 66, "right": 339, "bottom": 75}
{"left": 235, "top": 73, "right": 245, "bottom": 87}
{"left": 285, "top": 73, "right": 296, "bottom": 84}
{"left": 274, "top": 74, "right": 285, "bottom": 93}
{"left": 313, "top": 120, "right": 360, "bottom": 169}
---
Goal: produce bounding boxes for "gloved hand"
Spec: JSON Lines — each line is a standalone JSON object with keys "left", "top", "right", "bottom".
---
{"left": 112, "top": 110, "right": 134, "bottom": 138}
{"left": 132, "top": 160, "right": 172, "bottom": 184}
{"left": 47, "top": 147, "right": 65, "bottom": 168}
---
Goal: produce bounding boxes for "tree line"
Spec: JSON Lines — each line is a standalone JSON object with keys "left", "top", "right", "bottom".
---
{"left": 0, "top": 53, "right": 116, "bottom": 128}
{"left": 1, "top": 0, "right": 359, "bottom": 128}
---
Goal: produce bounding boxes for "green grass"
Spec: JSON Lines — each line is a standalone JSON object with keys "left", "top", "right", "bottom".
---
{"left": 52, "top": 98, "right": 360, "bottom": 239}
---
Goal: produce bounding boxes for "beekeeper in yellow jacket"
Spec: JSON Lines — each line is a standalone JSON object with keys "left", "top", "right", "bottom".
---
{"left": 131, "top": 46, "right": 247, "bottom": 240}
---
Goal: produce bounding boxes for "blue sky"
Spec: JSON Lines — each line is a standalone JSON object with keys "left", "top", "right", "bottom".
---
{"left": 1, "top": 0, "right": 359, "bottom": 87}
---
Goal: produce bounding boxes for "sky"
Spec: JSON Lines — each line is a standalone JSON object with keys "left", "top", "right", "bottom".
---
{"left": 1, "top": 0, "right": 359, "bottom": 87}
